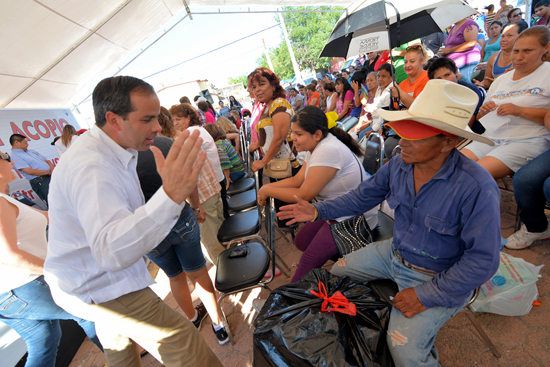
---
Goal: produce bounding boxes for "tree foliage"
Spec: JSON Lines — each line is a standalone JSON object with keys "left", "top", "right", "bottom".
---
{"left": 227, "top": 74, "right": 249, "bottom": 86}
{"left": 255, "top": 6, "right": 344, "bottom": 77}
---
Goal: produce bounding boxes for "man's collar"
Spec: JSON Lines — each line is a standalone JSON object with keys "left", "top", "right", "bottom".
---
{"left": 91, "top": 125, "right": 137, "bottom": 169}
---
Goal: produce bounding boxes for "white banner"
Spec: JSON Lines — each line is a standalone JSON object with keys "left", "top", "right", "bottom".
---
{"left": 0, "top": 108, "right": 80, "bottom": 209}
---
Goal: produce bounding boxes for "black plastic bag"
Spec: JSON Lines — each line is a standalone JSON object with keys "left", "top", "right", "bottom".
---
{"left": 253, "top": 269, "right": 394, "bottom": 367}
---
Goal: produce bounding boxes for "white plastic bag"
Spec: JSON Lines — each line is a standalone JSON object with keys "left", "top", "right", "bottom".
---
{"left": 470, "top": 252, "right": 543, "bottom": 316}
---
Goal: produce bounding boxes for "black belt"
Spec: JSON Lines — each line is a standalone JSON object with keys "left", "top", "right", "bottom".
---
{"left": 30, "top": 175, "right": 50, "bottom": 183}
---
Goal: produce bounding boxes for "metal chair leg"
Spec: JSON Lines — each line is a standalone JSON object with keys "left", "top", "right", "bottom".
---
{"left": 274, "top": 226, "right": 290, "bottom": 243}
{"left": 217, "top": 293, "right": 235, "bottom": 346}
{"left": 463, "top": 309, "right": 501, "bottom": 358}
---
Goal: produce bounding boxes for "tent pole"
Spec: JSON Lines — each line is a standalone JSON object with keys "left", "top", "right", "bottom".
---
{"left": 384, "top": 1, "right": 400, "bottom": 87}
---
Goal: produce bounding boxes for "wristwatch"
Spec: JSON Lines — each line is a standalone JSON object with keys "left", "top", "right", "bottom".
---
{"left": 192, "top": 207, "right": 200, "bottom": 214}
{"left": 311, "top": 207, "right": 318, "bottom": 222}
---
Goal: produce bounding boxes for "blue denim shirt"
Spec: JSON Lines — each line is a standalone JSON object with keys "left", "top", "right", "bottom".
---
{"left": 314, "top": 149, "right": 501, "bottom": 308}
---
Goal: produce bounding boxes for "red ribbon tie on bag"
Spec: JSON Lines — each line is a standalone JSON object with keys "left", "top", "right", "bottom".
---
{"left": 310, "top": 281, "right": 357, "bottom": 316}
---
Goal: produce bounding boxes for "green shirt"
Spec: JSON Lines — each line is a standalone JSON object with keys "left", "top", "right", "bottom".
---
{"left": 215, "top": 139, "right": 244, "bottom": 173}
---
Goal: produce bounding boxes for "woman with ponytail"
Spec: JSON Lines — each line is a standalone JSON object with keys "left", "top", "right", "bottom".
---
{"left": 257, "top": 106, "right": 378, "bottom": 282}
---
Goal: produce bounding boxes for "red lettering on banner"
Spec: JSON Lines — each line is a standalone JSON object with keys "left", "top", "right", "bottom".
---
{"left": 45, "top": 120, "right": 60, "bottom": 136}
{"left": 22, "top": 190, "right": 35, "bottom": 200}
{"left": 53, "top": 119, "right": 63, "bottom": 132}
{"left": 0, "top": 137, "right": 3, "bottom": 146}
{"left": 60, "top": 119, "right": 69, "bottom": 127}
{"left": 12, "top": 169, "right": 23, "bottom": 179}
{"left": 34, "top": 120, "right": 51, "bottom": 139}
{"left": 22, "top": 121, "right": 40, "bottom": 140}
{"left": 52, "top": 158, "right": 59, "bottom": 166}
{"left": 10, "top": 122, "right": 28, "bottom": 138}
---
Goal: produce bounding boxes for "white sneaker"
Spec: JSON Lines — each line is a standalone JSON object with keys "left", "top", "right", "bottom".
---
{"left": 505, "top": 223, "right": 550, "bottom": 250}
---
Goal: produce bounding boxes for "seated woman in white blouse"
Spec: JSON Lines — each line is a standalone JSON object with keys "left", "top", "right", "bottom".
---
{"left": 462, "top": 26, "right": 550, "bottom": 179}
{"left": 257, "top": 106, "right": 378, "bottom": 282}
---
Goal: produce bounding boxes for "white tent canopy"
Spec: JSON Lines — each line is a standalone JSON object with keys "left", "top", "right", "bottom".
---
{"left": 0, "top": 0, "right": 352, "bottom": 109}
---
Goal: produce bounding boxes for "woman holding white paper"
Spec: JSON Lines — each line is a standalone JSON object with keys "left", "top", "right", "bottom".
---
{"left": 461, "top": 26, "right": 550, "bottom": 180}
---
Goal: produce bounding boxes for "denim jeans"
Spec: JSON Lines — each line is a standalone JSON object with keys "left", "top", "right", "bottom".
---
{"left": 147, "top": 206, "right": 206, "bottom": 277}
{"left": 331, "top": 239, "right": 467, "bottom": 367}
{"left": 458, "top": 61, "right": 479, "bottom": 83}
{"left": 0, "top": 276, "right": 101, "bottom": 367}
{"left": 29, "top": 175, "right": 51, "bottom": 206}
{"left": 229, "top": 170, "right": 246, "bottom": 182}
{"left": 513, "top": 148, "right": 550, "bottom": 232}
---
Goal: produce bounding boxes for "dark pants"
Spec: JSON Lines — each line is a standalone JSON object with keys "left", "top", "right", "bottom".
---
{"left": 269, "top": 166, "right": 301, "bottom": 229}
{"left": 514, "top": 149, "right": 550, "bottom": 232}
{"left": 29, "top": 175, "right": 51, "bottom": 206}
{"left": 219, "top": 178, "right": 229, "bottom": 219}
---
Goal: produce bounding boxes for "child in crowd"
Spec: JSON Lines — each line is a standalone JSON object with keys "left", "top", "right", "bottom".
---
{"left": 204, "top": 124, "right": 246, "bottom": 186}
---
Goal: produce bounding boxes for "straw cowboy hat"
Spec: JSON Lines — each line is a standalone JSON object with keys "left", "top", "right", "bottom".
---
{"left": 377, "top": 79, "right": 495, "bottom": 146}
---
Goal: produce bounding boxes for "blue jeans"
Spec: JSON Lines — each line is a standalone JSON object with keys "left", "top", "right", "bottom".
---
{"left": 147, "top": 206, "right": 206, "bottom": 277}
{"left": 0, "top": 276, "right": 101, "bottom": 367}
{"left": 458, "top": 61, "right": 479, "bottom": 83}
{"left": 331, "top": 239, "right": 467, "bottom": 367}
{"left": 513, "top": 148, "right": 550, "bottom": 232}
{"left": 229, "top": 170, "right": 246, "bottom": 182}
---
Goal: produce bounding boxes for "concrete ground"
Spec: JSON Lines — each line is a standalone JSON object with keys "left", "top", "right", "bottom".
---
{"left": 69, "top": 178, "right": 550, "bottom": 367}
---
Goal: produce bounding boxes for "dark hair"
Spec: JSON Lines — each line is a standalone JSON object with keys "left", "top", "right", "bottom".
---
{"left": 169, "top": 103, "right": 202, "bottom": 127}
{"left": 197, "top": 101, "right": 209, "bottom": 113}
{"left": 507, "top": 8, "right": 522, "bottom": 21}
{"left": 486, "top": 4, "right": 494, "bottom": 11}
{"left": 229, "top": 95, "right": 240, "bottom": 108}
{"left": 92, "top": 76, "right": 155, "bottom": 127}
{"left": 179, "top": 96, "right": 191, "bottom": 104}
{"left": 292, "top": 106, "right": 363, "bottom": 157}
{"left": 203, "top": 123, "right": 226, "bottom": 141}
{"left": 193, "top": 95, "right": 200, "bottom": 102}
{"left": 323, "top": 81, "right": 336, "bottom": 92}
{"left": 489, "top": 20, "right": 503, "bottom": 29}
{"left": 335, "top": 77, "right": 352, "bottom": 102}
{"left": 9, "top": 133, "right": 27, "bottom": 146}
{"left": 61, "top": 124, "right": 77, "bottom": 147}
{"left": 535, "top": 0, "right": 550, "bottom": 8}
{"left": 290, "top": 88, "right": 298, "bottom": 93}
{"left": 242, "top": 110, "right": 251, "bottom": 118}
{"left": 159, "top": 106, "right": 177, "bottom": 139}
{"left": 377, "top": 63, "right": 395, "bottom": 75}
{"left": 350, "top": 71, "right": 366, "bottom": 84}
{"left": 427, "top": 57, "right": 459, "bottom": 79}
{"left": 249, "top": 68, "right": 286, "bottom": 101}
{"left": 503, "top": 19, "right": 529, "bottom": 35}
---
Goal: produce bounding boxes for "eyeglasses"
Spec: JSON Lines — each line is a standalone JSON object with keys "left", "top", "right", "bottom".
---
{"left": 0, "top": 152, "right": 10, "bottom": 162}
{"left": 406, "top": 44, "right": 424, "bottom": 57}
{"left": 511, "top": 12, "right": 522, "bottom": 17}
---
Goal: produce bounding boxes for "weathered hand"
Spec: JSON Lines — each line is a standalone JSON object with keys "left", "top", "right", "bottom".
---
{"left": 151, "top": 129, "right": 206, "bottom": 205}
{"left": 351, "top": 80, "right": 360, "bottom": 92}
{"left": 393, "top": 287, "right": 427, "bottom": 318}
{"left": 277, "top": 195, "right": 316, "bottom": 225}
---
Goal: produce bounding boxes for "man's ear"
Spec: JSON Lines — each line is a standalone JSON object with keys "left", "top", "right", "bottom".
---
{"left": 442, "top": 136, "right": 459, "bottom": 152}
{"left": 105, "top": 111, "right": 123, "bottom": 131}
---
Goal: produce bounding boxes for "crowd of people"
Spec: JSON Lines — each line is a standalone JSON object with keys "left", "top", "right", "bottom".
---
{"left": 1, "top": 3, "right": 550, "bottom": 367}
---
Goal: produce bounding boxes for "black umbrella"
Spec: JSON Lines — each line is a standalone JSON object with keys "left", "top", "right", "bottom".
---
{"left": 320, "top": 0, "right": 476, "bottom": 58}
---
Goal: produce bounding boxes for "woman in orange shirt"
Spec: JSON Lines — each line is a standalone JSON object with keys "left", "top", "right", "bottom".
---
{"left": 390, "top": 45, "right": 429, "bottom": 108}
{"left": 306, "top": 83, "right": 320, "bottom": 107}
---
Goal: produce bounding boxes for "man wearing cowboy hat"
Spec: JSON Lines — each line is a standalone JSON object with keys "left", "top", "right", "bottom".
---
{"left": 278, "top": 79, "right": 501, "bottom": 366}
